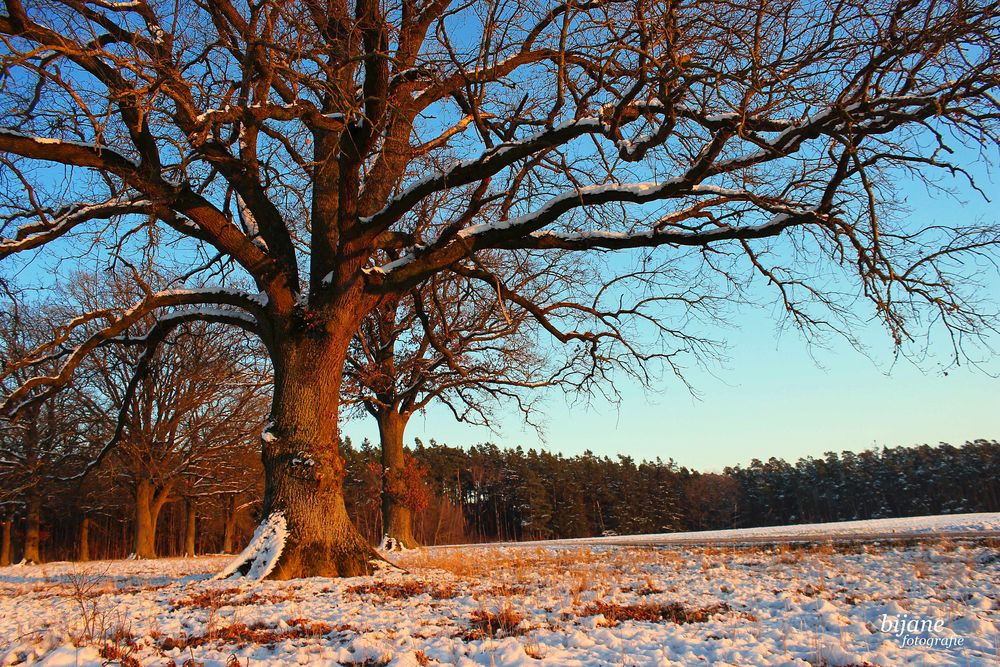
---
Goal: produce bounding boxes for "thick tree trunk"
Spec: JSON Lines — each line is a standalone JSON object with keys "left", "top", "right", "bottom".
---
{"left": 134, "top": 478, "right": 170, "bottom": 558}
{"left": 378, "top": 410, "right": 419, "bottom": 550}
{"left": 251, "top": 332, "right": 384, "bottom": 579}
{"left": 183, "top": 500, "right": 196, "bottom": 557}
{"left": 134, "top": 479, "right": 157, "bottom": 558}
{"left": 79, "top": 515, "right": 90, "bottom": 562}
{"left": 222, "top": 494, "right": 238, "bottom": 554}
{"left": 22, "top": 492, "right": 41, "bottom": 564}
{"left": 1, "top": 518, "right": 11, "bottom": 566}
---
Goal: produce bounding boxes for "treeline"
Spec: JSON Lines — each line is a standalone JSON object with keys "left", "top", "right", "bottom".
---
{"left": 3, "top": 438, "right": 998, "bottom": 563}
{"left": 340, "top": 438, "right": 1000, "bottom": 544}
{"left": 727, "top": 440, "right": 1000, "bottom": 527}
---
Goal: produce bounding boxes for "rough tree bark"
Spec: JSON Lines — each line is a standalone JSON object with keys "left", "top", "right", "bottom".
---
{"left": 222, "top": 494, "right": 237, "bottom": 554}
{"left": 22, "top": 492, "right": 41, "bottom": 564}
{"left": 134, "top": 478, "right": 171, "bottom": 559}
{"left": 377, "top": 409, "right": 419, "bottom": 550}
{"left": 183, "top": 500, "right": 196, "bottom": 557}
{"left": 0, "top": 518, "right": 11, "bottom": 566}
{"left": 257, "top": 330, "right": 383, "bottom": 578}
{"left": 78, "top": 515, "right": 90, "bottom": 562}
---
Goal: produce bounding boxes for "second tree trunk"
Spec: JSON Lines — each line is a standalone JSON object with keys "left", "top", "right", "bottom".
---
{"left": 378, "top": 409, "right": 419, "bottom": 550}
{"left": 222, "top": 494, "right": 238, "bottom": 554}
{"left": 0, "top": 518, "right": 11, "bottom": 566}
{"left": 183, "top": 500, "right": 196, "bottom": 557}
{"left": 79, "top": 515, "right": 90, "bottom": 562}
{"left": 22, "top": 492, "right": 41, "bottom": 564}
{"left": 134, "top": 478, "right": 170, "bottom": 559}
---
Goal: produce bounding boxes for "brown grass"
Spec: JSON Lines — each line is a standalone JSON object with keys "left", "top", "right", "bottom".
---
{"left": 397, "top": 546, "right": 617, "bottom": 582}
{"left": 169, "top": 588, "right": 295, "bottom": 609}
{"left": 347, "top": 580, "right": 456, "bottom": 600}
{"left": 459, "top": 603, "right": 526, "bottom": 640}
{"left": 581, "top": 601, "right": 739, "bottom": 626}
{"left": 160, "top": 618, "right": 349, "bottom": 650}
{"left": 99, "top": 641, "right": 141, "bottom": 667}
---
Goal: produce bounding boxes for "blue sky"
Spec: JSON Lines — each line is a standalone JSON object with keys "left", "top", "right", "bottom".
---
{"left": 8, "top": 172, "right": 997, "bottom": 472}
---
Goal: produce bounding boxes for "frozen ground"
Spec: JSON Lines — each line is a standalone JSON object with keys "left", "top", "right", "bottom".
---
{"left": 1, "top": 513, "right": 998, "bottom": 666}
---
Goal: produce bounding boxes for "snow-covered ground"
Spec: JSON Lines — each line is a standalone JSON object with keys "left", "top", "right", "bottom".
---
{"left": 1, "top": 513, "right": 998, "bottom": 666}
{"left": 524, "top": 511, "right": 1000, "bottom": 547}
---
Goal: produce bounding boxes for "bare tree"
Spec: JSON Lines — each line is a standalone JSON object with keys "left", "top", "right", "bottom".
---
{"left": 100, "top": 329, "right": 266, "bottom": 559}
{"left": 0, "top": 0, "right": 998, "bottom": 578}
{"left": 219, "top": 487, "right": 261, "bottom": 554}
{"left": 345, "top": 263, "right": 566, "bottom": 550}
{"left": 65, "top": 272, "right": 270, "bottom": 559}
{"left": 172, "top": 416, "right": 267, "bottom": 557}
{"left": 0, "top": 302, "right": 96, "bottom": 563}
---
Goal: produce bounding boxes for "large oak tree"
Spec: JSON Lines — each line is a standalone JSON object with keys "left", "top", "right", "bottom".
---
{"left": 1, "top": 0, "right": 998, "bottom": 578}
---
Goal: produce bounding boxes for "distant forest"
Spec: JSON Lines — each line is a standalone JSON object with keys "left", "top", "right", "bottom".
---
{"left": 6, "top": 439, "right": 999, "bottom": 562}
{"left": 341, "top": 438, "right": 1000, "bottom": 546}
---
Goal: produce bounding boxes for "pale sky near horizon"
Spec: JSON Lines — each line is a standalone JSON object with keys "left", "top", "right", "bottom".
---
{"left": 343, "top": 305, "right": 999, "bottom": 471}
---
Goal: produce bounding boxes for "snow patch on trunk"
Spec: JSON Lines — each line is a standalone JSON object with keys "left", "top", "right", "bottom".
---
{"left": 215, "top": 512, "right": 287, "bottom": 581}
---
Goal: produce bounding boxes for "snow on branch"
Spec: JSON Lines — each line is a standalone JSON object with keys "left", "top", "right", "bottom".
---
{"left": 0, "top": 198, "right": 154, "bottom": 259}
{"left": 371, "top": 178, "right": 825, "bottom": 288}
{"left": 513, "top": 211, "right": 812, "bottom": 251}
{"left": 0, "top": 128, "right": 140, "bottom": 173}
{"left": 58, "top": 306, "right": 259, "bottom": 482}
{"left": 0, "top": 290, "right": 263, "bottom": 420}
{"left": 360, "top": 117, "right": 606, "bottom": 234}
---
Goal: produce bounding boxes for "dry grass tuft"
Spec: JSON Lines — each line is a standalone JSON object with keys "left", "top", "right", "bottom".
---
{"left": 581, "top": 601, "right": 738, "bottom": 626}
{"left": 637, "top": 576, "right": 663, "bottom": 596}
{"left": 795, "top": 583, "right": 826, "bottom": 597}
{"left": 347, "top": 580, "right": 456, "bottom": 600}
{"left": 170, "top": 587, "right": 295, "bottom": 609}
{"left": 99, "top": 639, "right": 141, "bottom": 667}
{"left": 460, "top": 603, "right": 527, "bottom": 640}
{"left": 160, "top": 618, "right": 347, "bottom": 650}
{"left": 523, "top": 639, "right": 546, "bottom": 659}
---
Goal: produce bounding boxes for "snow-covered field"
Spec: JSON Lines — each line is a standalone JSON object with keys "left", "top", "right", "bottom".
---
{"left": 1, "top": 514, "right": 998, "bottom": 666}
{"left": 532, "top": 511, "right": 1000, "bottom": 547}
